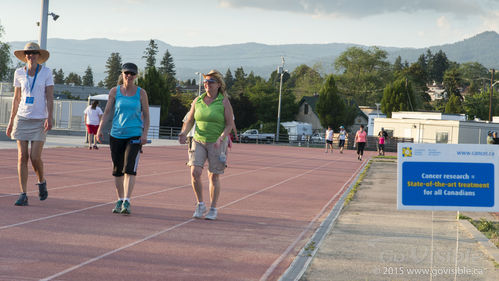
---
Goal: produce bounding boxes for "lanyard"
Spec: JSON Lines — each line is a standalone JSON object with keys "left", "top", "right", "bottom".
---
{"left": 26, "top": 64, "right": 40, "bottom": 94}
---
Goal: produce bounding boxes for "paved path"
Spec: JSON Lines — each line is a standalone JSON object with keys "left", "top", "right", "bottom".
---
{"left": 301, "top": 161, "right": 499, "bottom": 281}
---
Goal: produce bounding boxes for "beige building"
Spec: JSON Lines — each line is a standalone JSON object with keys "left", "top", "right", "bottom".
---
{"left": 373, "top": 111, "right": 499, "bottom": 144}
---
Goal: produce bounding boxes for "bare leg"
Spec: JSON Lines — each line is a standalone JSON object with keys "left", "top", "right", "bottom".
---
{"left": 191, "top": 166, "right": 203, "bottom": 203}
{"left": 208, "top": 172, "right": 220, "bottom": 208}
{"left": 88, "top": 133, "right": 93, "bottom": 148}
{"left": 123, "top": 174, "right": 135, "bottom": 198}
{"left": 30, "top": 141, "right": 45, "bottom": 183}
{"left": 16, "top": 141, "right": 29, "bottom": 193}
{"left": 114, "top": 176, "right": 125, "bottom": 198}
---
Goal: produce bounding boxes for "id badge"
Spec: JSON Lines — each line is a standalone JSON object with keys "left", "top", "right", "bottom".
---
{"left": 25, "top": 96, "right": 34, "bottom": 105}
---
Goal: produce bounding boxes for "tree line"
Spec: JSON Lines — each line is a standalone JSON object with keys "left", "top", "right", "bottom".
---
{"left": 1, "top": 24, "right": 497, "bottom": 131}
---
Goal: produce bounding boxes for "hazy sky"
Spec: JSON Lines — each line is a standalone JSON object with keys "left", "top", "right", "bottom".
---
{"left": 1, "top": 0, "right": 499, "bottom": 48}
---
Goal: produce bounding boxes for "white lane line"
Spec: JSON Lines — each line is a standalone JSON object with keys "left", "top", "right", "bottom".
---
{"left": 0, "top": 168, "right": 187, "bottom": 198}
{"left": 259, "top": 160, "right": 367, "bottom": 281}
{"left": 37, "top": 159, "right": 324, "bottom": 280}
{"left": 39, "top": 220, "right": 193, "bottom": 281}
{"left": 0, "top": 158, "right": 303, "bottom": 230}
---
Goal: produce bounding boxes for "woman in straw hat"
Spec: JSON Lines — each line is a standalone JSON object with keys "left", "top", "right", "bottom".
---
{"left": 178, "top": 69, "right": 236, "bottom": 220}
{"left": 6, "top": 42, "right": 54, "bottom": 206}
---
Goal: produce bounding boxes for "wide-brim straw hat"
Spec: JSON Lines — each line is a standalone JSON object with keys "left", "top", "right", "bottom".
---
{"left": 14, "top": 42, "right": 50, "bottom": 64}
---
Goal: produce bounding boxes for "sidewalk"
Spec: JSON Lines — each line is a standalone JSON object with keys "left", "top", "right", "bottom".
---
{"left": 300, "top": 160, "right": 499, "bottom": 281}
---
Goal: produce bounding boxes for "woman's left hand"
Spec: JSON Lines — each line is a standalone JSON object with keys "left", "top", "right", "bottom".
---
{"left": 44, "top": 118, "right": 52, "bottom": 132}
{"left": 140, "top": 135, "right": 148, "bottom": 145}
{"left": 215, "top": 136, "right": 223, "bottom": 148}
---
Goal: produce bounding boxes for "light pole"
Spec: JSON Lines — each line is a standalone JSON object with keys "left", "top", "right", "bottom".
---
{"left": 490, "top": 69, "right": 495, "bottom": 122}
{"left": 195, "top": 72, "right": 202, "bottom": 96}
{"left": 276, "top": 56, "right": 285, "bottom": 142}
{"left": 38, "top": 0, "right": 59, "bottom": 51}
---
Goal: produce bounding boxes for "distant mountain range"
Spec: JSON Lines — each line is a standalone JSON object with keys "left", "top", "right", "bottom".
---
{"left": 8, "top": 31, "right": 499, "bottom": 84}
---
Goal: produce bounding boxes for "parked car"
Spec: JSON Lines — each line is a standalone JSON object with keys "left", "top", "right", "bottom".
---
{"left": 241, "top": 129, "right": 275, "bottom": 143}
{"left": 311, "top": 133, "right": 325, "bottom": 143}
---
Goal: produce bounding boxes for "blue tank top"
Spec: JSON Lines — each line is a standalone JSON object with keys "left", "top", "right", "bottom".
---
{"left": 110, "top": 85, "right": 143, "bottom": 139}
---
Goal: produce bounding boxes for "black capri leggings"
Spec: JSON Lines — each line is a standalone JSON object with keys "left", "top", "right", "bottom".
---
{"left": 109, "top": 135, "right": 142, "bottom": 177}
{"left": 357, "top": 142, "right": 366, "bottom": 155}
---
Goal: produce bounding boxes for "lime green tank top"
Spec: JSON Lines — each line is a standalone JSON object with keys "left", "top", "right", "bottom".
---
{"left": 194, "top": 93, "right": 225, "bottom": 143}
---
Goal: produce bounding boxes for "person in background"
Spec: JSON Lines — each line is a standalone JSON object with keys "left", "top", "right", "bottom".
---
{"left": 178, "top": 69, "right": 236, "bottom": 220}
{"left": 96, "top": 62, "right": 150, "bottom": 215}
{"left": 325, "top": 126, "right": 334, "bottom": 153}
{"left": 337, "top": 125, "right": 347, "bottom": 154}
{"left": 354, "top": 125, "right": 367, "bottom": 161}
{"left": 84, "top": 100, "right": 103, "bottom": 150}
{"left": 487, "top": 131, "right": 495, "bottom": 144}
{"left": 377, "top": 127, "right": 388, "bottom": 156}
{"left": 6, "top": 42, "right": 53, "bottom": 206}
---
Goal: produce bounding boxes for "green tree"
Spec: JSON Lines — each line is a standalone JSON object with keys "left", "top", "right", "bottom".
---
{"left": 443, "top": 67, "right": 462, "bottom": 98}
{"left": 143, "top": 39, "right": 158, "bottom": 69}
{"left": 65, "top": 72, "right": 82, "bottom": 86}
{"left": 445, "top": 95, "right": 463, "bottom": 114}
{"left": 104, "top": 52, "right": 122, "bottom": 89}
{"left": 246, "top": 80, "right": 297, "bottom": 123}
{"left": 224, "top": 68, "right": 234, "bottom": 91}
{"left": 315, "top": 75, "right": 356, "bottom": 129}
{"left": 52, "top": 68, "right": 65, "bottom": 84}
{"left": 334, "top": 46, "right": 391, "bottom": 105}
{"left": 137, "top": 66, "right": 171, "bottom": 126}
{"left": 463, "top": 90, "right": 498, "bottom": 120}
{"left": 82, "top": 66, "right": 94, "bottom": 86}
{"left": 381, "top": 78, "right": 416, "bottom": 117}
{"left": 393, "top": 56, "right": 404, "bottom": 73}
{"left": 230, "top": 91, "right": 257, "bottom": 130}
{"left": 286, "top": 64, "right": 323, "bottom": 101}
{"left": 97, "top": 81, "right": 104, "bottom": 87}
{"left": 159, "top": 49, "right": 175, "bottom": 76}
{"left": 166, "top": 93, "right": 193, "bottom": 127}
{"left": 428, "top": 50, "right": 449, "bottom": 83}
{"left": 0, "top": 22, "right": 11, "bottom": 81}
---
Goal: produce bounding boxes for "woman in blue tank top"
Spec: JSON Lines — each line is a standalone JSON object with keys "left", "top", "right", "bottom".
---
{"left": 97, "top": 63, "right": 150, "bottom": 215}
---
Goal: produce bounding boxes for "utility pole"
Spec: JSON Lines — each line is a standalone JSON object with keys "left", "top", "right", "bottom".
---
{"left": 39, "top": 0, "right": 49, "bottom": 50}
{"left": 490, "top": 69, "right": 495, "bottom": 122}
{"left": 276, "top": 56, "right": 285, "bottom": 142}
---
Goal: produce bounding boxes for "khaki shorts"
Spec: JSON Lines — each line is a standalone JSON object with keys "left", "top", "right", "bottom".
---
{"left": 188, "top": 139, "right": 227, "bottom": 174}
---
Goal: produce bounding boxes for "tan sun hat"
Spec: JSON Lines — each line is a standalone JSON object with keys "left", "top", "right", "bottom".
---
{"left": 14, "top": 42, "right": 50, "bottom": 64}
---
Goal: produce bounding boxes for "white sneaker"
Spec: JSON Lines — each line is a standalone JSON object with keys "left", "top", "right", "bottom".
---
{"left": 193, "top": 203, "right": 206, "bottom": 219}
{"left": 205, "top": 207, "right": 218, "bottom": 220}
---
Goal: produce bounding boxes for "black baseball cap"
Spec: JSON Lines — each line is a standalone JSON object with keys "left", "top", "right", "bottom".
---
{"left": 122, "top": 63, "right": 138, "bottom": 74}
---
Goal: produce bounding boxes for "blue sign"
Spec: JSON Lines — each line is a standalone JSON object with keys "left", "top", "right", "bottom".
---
{"left": 402, "top": 162, "right": 494, "bottom": 207}
{"left": 398, "top": 143, "right": 499, "bottom": 211}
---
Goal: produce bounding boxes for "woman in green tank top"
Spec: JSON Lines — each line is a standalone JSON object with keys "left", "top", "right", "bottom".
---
{"left": 178, "top": 70, "right": 236, "bottom": 220}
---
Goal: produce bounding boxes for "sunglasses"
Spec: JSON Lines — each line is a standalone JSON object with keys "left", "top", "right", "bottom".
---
{"left": 203, "top": 78, "right": 217, "bottom": 84}
{"left": 124, "top": 71, "right": 136, "bottom": 76}
{"left": 25, "top": 51, "right": 40, "bottom": 55}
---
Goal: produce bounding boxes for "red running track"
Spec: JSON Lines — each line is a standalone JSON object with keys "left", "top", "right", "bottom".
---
{"left": 0, "top": 144, "right": 373, "bottom": 281}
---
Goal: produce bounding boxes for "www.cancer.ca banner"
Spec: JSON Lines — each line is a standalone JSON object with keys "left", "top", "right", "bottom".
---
{"left": 397, "top": 143, "right": 499, "bottom": 211}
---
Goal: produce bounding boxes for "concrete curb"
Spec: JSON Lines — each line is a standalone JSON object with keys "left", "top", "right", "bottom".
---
{"left": 459, "top": 220, "right": 499, "bottom": 263}
{"left": 278, "top": 159, "right": 371, "bottom": 281}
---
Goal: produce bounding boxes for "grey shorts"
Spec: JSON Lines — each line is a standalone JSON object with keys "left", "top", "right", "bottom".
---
{"left": 11, "top": 116, "right": 46, "bottom": 142}
{"left": 188, "top": 140, "right": 227, "bottom": 174}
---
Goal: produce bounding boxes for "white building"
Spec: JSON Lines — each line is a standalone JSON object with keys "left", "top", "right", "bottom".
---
{"left": 374, "top": 111, "right": 499, "bottom": 144}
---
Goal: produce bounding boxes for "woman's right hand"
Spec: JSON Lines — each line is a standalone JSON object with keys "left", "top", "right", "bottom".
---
{"left": 96, "top": 130, "right": 103, "bottom": 143}
{"left": 5, "top": 122, "right": 13, "bottom": 138}
{"left": 178, "top": 133, "right": 186, "bottom": 144}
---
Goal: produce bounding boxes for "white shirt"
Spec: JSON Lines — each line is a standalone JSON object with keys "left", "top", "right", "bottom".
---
{"left": 339, "top": 130, "right": 346, "bottom": 140}
{"left": 84, "top": 106, "right": 103, "bottom": 125}
{"left": 326, "top": 129, "right": 334, "bottom": 141}
{"left": 13, "top": 65, "right": 54, "bottom": 119}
